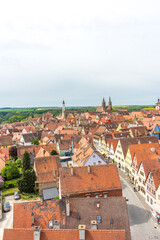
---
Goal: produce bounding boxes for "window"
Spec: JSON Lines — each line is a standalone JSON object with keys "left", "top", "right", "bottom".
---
{"left": 150, "top": 198, "right": 153, "bottom": 205}
{"left": 139, "top": 178, "right": 141, "bottom": 183}
{"left": 95, "top": 194, "right": 99, "bottom": 198}
{"left": 104, "top": 193, "right": 107, "bottom": 198}
{"left": 147, "top": 195, "right": 149, "bottom": 202}
{"left": 93, "top": 162, "right": 96, "bottom": 165}
{"left": 158, "top": 195, "right": 160, "bottom": 200}
{"left": 140, "top": 171, "right": 144, "bottom": 176}
{"left": 86, "top": 194, "right": 90, "bottom": 198}
{"left": 93, "top": 155, "right": 95, "bottom": 158}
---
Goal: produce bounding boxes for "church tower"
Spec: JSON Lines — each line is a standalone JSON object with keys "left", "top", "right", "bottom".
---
{"left": 62, "top": 100, "right": 65, "bottom": 118}
{"left": 107, "top": 96, "right": 113, "bottom": 111}
{"left": 156, "top": 98, "right": 160, "bottom": 110}
{"left": 102, "top": 98, "right": 106, "bottom": 111}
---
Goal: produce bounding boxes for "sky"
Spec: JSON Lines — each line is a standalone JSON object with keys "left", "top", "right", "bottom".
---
{"left": 0, "top": 0, "right": 160, "bottom": 107}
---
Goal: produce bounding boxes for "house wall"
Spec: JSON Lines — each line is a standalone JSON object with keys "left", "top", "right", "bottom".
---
{"left": 156, "top": 185, "right": 160, "bottom": 206}
{"left": 39, "top": 181, "right": 58, "bottom": 196}
{"left": 125, "top": 149, "right": 132, "bottom": 176}
{"left": 93, "top": 137, "right": 99, "bottom": 150}
{"left": 131, "top": 155, "right": 138, "bottom": 185}
{"left": 137, "top": 163, "right": 146, "bottom": 198}
{"left": 114, "top": 141, "right": 125, "bottom": 171}
{"left": 65, "top": 188, "right": 122, "bottom": 199}
{"left": 84, "top": 152, "right": 105, "bottom": 166}
{"left": 0, "top": 159, "right": 5, "bottom": 172}
{"left": 107, "top": 143, "right": 115, "bottom": 159}
{"left": 146, "top": 173, "right": 156, "bottom": 206}
{"left": 101, "top": 139, "right": 107, "bottom": 155}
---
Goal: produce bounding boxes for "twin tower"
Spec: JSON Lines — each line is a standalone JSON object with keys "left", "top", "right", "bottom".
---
{"left": 102, "top": 97, "right": 113, "bottom": 111}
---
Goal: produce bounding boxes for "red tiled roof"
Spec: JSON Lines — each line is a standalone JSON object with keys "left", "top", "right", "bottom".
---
{"left": 3, "top": 229, "right": 126, "bottom": 240}
{"left": 60, "top": 164, "right": 122, "bottom": 196}
{"left": 34, "top": 156, "right": 61, "bottom": 183}
{"left": 13, "top": 200, "right": 64, "bottom": 229}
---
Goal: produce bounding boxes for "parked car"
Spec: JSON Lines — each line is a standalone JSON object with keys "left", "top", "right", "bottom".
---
{"left": 14, "top": 192, "right": 20, "bottom": 200}
{"left": 4, "top": 202, "right": 10, "bottom": 212}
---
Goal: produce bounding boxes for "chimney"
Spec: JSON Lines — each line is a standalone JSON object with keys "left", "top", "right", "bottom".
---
{"left": 66, "top": 199, "right": 70, "bottom": 216}
{"left": 31, "top": 212, "right": 34, "bottom": 225}
{"left": 91, "top": 220, "right": 98, "bottom": 230}
{"left": 33, "top": 226, "right": 41, "bottom": 240}
{"left": 88, "top": 165, "right": 91, "bottom": 174}
{"left": 151, "top": 148, "right": 155, "bottom": 153}
{"left": 71, "top": 166, "right": 74, "bottom": 175}
{"left": 53, "top": 220, "right": 60, "bottom": 229}
{"left": 79, "top": 225, "right": 86, "bottom": 240}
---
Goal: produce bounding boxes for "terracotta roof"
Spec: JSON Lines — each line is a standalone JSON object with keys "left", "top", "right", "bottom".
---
{"left": 34, "top": 156, "right": 61, "bottom": 183}
{"left": 60, "top": 164, "right": 122, "bottom": 196}
{"left": 129, "top": 143, "right": 160, "bottom": 168}
{"left": 3, "top": 229, "right": 126, "bottom": 240}
{"left": 141, "top": 159, "right": 160, "bottom": 182}
{"left": 12, "top": 197, "right": 130, "bottom": 239}
{"left": 119, "top": 136, "right": 158, "bottom": 158}
{"left": 13, "top": 200, "right": 65, "bottom": 229}
{"left": 0, "top": 136, "right": 13, "bottom": 146}
{"left": 151, "top": 167, "right": 160, "bottom": 190}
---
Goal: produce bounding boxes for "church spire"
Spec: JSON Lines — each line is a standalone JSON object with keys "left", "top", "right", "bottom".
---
{"left": 62, "top": 100, "right": 65, "bottom": 118}
{"left": 102, "top": 97, "right": 106, "bottom": 111}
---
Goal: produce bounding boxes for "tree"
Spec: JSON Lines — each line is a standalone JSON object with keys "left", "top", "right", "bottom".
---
{"left": 18, "top": 169, "right": 36, "bottom": 193}
{"left": 9, "top": 146, "right": 17, "bottom": 160}
{"left": 32, "top": 138, "right": 39, "bottom": 145}
{"left": 51, "top": 150, "right": 58, "bottom": 156}
{"left": 22, "top": 151, "right": 31, "bottom": 171}
{"left": 15, "top": 158, "right": 22, "bottom": 168}
{"left": 1, "top": 162, "right": 20, "bottom": 180}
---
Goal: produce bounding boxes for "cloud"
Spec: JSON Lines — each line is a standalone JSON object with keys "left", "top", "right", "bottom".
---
{"left": 0, "top": 0, "right": 160, "bottom": 107}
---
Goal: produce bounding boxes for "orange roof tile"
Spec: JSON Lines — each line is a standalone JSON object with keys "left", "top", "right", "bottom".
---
{"left": 3, "top": 229, "right": 126, "bottom": 240}
{"left": 60, "top": 164, "right": 122, "bottom": 196}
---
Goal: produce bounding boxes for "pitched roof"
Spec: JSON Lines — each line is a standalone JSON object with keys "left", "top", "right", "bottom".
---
{"left": 0, "top": 136, "right": 13, "bottom": 146}
{"left": 119, "top": 136, "right": 158, "bottom": 158}
{"left": 13, "top": 200, "right": 64, "bottom": 229}
{"left": 34, "top": 156, "right": 61, "bottom": 183}
{"left": 3, "top": 229, "right": 126, "bottom": 240}
{"left": 12, "top": 197, "right": 130, "bottom": 239}
{"left": 60, "top": 164, "right": 122, "bottom": 196}
{"left": 22, "top": 131, "right": 42, "bottom": 143}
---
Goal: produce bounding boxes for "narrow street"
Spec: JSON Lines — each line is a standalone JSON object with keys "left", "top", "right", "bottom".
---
{"left": 0, "top": 196, "right": 14, "bottom": 240}
{"left": 120, "top": 175, "right": 160, "bottom": 240}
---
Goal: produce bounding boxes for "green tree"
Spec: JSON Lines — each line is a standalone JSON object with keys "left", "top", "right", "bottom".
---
{"left": 15, "top": 158, "right": 22, "bottom": 168}
{"left": 18, "top": 169, "right": 36, "bottom": 193}
{"left": 22, "top": 151, "right": 31, "bottom": 171}
{"left": 32, "top": 138, "right": 39, "bottom": 145}
{"left": 1, "top": 162, "right": 20, "bottom": 180}
{"left": 51, "top": 150, "right": 58, "bottom": 155}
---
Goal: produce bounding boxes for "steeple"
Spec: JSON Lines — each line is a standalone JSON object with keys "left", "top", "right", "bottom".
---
{"left": 62, "top": 100, "right": 65, "bottom": 118}
{"left": 107, "top": 96, "right": 112, "bottom": 111}
{"left": 102, "top": 98, "right": 106, "bottom": 111}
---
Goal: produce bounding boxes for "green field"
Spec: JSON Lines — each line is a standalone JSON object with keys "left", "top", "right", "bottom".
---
{"left": 0, "top": 105, "right": 155, "bottom": 124}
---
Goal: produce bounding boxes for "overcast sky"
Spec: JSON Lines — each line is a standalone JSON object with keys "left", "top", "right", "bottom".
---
{"left": 0, "top": 0, "right": 160, "bottom": 107}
